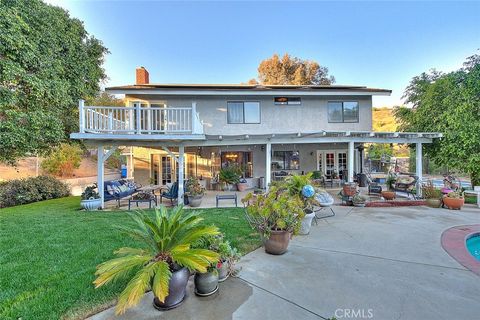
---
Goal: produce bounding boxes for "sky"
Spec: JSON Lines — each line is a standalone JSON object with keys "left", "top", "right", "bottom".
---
{"left": 45, "top": 0, "right": 480, "bottom": 107}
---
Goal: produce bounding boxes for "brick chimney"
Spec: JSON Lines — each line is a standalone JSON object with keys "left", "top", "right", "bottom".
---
{"left": 135, "top": 67, "right": 149, "bottom": 85}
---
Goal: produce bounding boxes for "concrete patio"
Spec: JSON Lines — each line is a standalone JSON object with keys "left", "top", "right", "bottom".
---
{"left": 89, "top": 204, "right": 480, "bottom": 320}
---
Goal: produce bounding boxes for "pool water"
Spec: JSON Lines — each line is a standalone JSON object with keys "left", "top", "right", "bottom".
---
{"left": 466, "top": 234, "right": 480, "bottom": 261}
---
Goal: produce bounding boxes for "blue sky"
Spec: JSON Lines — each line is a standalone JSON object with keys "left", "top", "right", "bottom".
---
{"left": 47, "top": 1, "right": 479, "bottom": 107}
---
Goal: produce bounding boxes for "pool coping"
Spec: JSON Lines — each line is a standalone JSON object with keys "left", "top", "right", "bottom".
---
{"left": 441, "top": 224, "right": 480, "bottom": 276}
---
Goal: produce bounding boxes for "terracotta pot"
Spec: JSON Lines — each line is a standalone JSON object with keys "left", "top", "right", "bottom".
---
{"left": 263, "top": 230, "right": 290, "bottom": 255}
{"left": 343, "top": 185, "right": 357, "bottom": 196}
{"left": 426, "top": 198, "right": 442, "bottom": 208}
{"left": 237, "top": 182, "right": 248, "bottom": 192}
{"left": 381, "top": 191, "right": 396, "bottom": 200}
{"left": 443, "top": 197, "right": 464, "bottom": 210}
{"left": 153, "top": 267, "right": 189, "bottom": 310}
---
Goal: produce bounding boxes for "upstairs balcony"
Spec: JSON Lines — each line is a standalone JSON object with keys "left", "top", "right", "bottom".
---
{"left": 77, "top": 100, "right": 204, "bottom": 137}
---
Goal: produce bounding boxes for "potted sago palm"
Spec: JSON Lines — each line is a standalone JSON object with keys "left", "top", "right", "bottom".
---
{"left": 93, "top": 206, "right": 220, "bottom": 314}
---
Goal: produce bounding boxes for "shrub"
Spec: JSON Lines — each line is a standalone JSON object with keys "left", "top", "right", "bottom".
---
{"left": 41, "top": 143, "right": 83, "bottom": 177}
{"left": 0, "top": 176, "right": 70, "bottom": 208}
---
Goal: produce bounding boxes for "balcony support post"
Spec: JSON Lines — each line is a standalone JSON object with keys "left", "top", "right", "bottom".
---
{"left": 135, "top": 103, "right": 141, "bottom": 134}
{"left": 178, "top": 145, "right": 185, "bottom": 204}
{"left": 79, "top": 99, "right": 85, "bottom": 133}
{"left": 191, "top": 101, "right": 197, "bottom": 134}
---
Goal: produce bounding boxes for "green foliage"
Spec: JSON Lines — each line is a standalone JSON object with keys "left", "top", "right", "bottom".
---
{"left": 367, "top": 143, "right": 393, "bottom": 160}
{"left": 242, "top": 186, "right": 305, "bottom": 238}
{"left": 85, "top": 91, "right": 124, "bottom": 107}
{"left": 81, "top": 183, "right": 99, "bottom": 200}
{"left": 0, "top": 199, "right": 259, "bottom": 319}
{"left": 422, "top": 181, "right": 442, "bottom": 200}
{"left": 0, "top": 175, "right": 70, "bottom": 208}
{"left": 386, "top": 174, "right": 396, "bottom": 191}
{"left": 41, "top": 143, "right": 83, "bottom": 177}
{"left": 94, "top": 206, "right": 220, "bottom": 314}
{"left": 311, "top": 170, "right": 323, "bottom": 179}
{"left": 446, "top": 191, "right": 464, "bottom": 199}
{"left": 185, "top": 176, "right": 205, "bottom": 196}
{"left": 0, "top": 0, "right": 108, "bottom": 164}
{"left": 219, "top": 165, "right": 241, "bottom": 185}
{"left": 284, "top": 173, "right": 313, "bottom": 196}
{"left": 192, "top": 233, "right": 240, "bottom": 273}
{"left": 256, "top": 53, "right": 335, "bottom": 85}
{"left": 394, "top": 53, "right": 480, "bottom": 186}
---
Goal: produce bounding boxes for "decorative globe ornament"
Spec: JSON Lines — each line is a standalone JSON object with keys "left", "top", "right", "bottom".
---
{"left": 302, "top": 185, "right": 315, "bottom": 198}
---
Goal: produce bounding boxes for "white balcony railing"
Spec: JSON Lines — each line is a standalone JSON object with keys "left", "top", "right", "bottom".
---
{"left": 78, "top": 100, "right": 203, "bottom": 135}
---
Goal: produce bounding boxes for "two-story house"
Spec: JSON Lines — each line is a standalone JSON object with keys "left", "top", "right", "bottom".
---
{"left": 71, "top": 67, "right": 441, "bottom": 207}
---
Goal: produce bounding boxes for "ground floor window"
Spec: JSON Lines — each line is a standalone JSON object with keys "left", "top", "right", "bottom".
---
{"left": 272, "top": 151, "right": 300, "bottom": 170}
{"left": 220, "top": 151, "right": 253, "bottom": 178}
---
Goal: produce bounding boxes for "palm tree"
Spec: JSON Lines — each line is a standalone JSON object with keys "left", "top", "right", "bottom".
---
{"left": 93, "top": 206, "right": 220, "bottom": 314}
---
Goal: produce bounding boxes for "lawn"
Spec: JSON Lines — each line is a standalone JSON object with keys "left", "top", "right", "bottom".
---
{"left": 0, "top": 197, "right": 260, "bottom": 320}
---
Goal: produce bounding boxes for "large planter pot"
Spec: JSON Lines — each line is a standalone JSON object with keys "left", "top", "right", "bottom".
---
{"left": 343, "top": 184, "right": 358, "bottom": 196}
{"left": 217, "top": 260, "right": 229, "bottom": 282}
{"left": 381, "top": 191, "right": 396, "bottom": 200}
{"left": 80, "top": 198, "right": 101, "bottom": 211}
{"left": 194, "top": 271, "right": 219, "bottom": 296}
{"left": 299, "top": 211, "right": 316, "bottom": 235}
{"left": 263, "top": 230, "right": 291, "bottom": 255}
{"left": 237, "top": 182, "right": 248, "bottom": 192}
{"left": 443, "top": 197, "right": 464, "bottom": 210}
{"left": 188, "top": 194, "right": 203, "bottom": 207}
{"left": 153, "top": 267, "right": 190, "bottom": 310}
{"left": 426, "top": 198, "right": 442, "bottom": 208}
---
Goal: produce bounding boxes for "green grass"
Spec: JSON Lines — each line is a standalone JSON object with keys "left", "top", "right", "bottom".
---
{"left": 465, "top": 195, "right": 477, "bottom": 204}
{"left": 0, "top": 197, "right": 260, "bottom": 320}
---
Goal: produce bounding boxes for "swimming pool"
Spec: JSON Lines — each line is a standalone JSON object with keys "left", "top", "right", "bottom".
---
{"left": 466, "top": 234, "right": 480, "bottom": 261}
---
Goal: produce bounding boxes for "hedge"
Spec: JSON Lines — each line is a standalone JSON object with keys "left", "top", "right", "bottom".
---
{"left": 0, "top": 176, "right": 70, "bottom": 208}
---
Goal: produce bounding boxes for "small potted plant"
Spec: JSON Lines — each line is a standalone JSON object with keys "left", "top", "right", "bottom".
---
{"left": 422, "top": 182, "right": 442, "bottom": 208}
{"left": 342, "top": 182, "right": 358, "bottom": 197}
{"left": 443, "top": 191, "right": 465, "bottom": 210}
{"left": 284, "top": 173, "right": 317, "bottom": 235}
{"left": 219, "top": 166, "right": 241, "bottom": 191}
{"left": 242, "top": 186, "right": 304, "bottom": 255}
{"left": 381, "top": 174, "right": 396, "bottom": 200}
{"left": 352, "top": 194, "right": 369, "bottom": 207}
{"left": 237, "top": 178, "right": 249, "bottom": 192}
{"left": 185, "top": 177, "right": 205, "bottom": 207}
{"left": 217, "top": 239, "right": 240, "bottom": 282}
{"left": 93, "top": 206, "right": 220, "bottom": 313}
{"left": 80, "top": 183, "right": 101, "bottom": 211}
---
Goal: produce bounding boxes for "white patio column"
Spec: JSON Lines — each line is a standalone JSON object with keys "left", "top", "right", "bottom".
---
{"left": 348, "top": 141, "right": 354, "bottom": 183}
{"left": 178, "top": 145, "right": 185, "bottom": 204}
{"left": 97, "top": 145, "right": 105, "bottom": 209}
{"left": 416, "top": 142, "right": 423, "bottom": 197}
{"left": 265, "top": 142, "right": 272, "bottom": 190}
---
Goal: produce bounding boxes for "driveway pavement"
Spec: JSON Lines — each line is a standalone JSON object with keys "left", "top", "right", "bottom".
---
{"left": 89, "top": 205, "right": 480, "bottom": 320}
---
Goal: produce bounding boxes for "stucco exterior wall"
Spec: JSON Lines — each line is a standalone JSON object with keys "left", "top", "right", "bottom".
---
{"left": 125, "top": 94, "right": 373, "bottom": 135}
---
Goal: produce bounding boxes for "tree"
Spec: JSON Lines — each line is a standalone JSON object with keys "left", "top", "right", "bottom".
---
{"left": 394, "top": 53, "right": 480, "bottom": 186}
{"left": 0, "top": 0, "right": 108, "bottom": 165}
{"left": 255, "top": 53, "right": 335, "bottom": 85}
{"left": 41, "top": 143, "right": 83, "bottom": 177}
{"left": 86, "top": 91, "right": 124, "bottom": 107}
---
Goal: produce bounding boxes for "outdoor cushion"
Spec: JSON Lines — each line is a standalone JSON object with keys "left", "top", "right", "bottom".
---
{"left": 397, "top": 175, "right": 415, "bottom": 184}
{"left": 315, "top": 191, "right": 334, "bottom": 207}
{"left": 106, "top": 185, "right": 115, "bottom": 195}
{"left": 118, "top": 185, "right": 129, "bottom": 192}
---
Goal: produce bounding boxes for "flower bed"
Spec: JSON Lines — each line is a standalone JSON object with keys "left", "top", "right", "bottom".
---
{"left": 366, "top": 200, "right": 427, "bottom": 207}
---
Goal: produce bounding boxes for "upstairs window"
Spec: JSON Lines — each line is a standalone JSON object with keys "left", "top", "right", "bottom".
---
{"left": 274, "top": 97, "right": 301, "bottom": 105}
{"left": 227, "top": 101, "right": 260, "bottom": 124}
{"left": 328, "top": 101, "right": 359, "bottom": 123}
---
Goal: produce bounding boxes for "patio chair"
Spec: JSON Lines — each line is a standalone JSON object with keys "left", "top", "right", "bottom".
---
{"left": 160, "top": 182, "right": 178, "bottom": 204}
{"left": 312, "top": 191, "right": 335, "bottom": 224}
